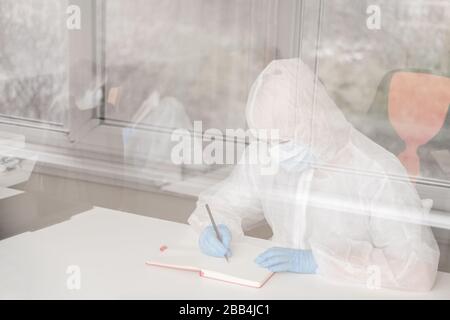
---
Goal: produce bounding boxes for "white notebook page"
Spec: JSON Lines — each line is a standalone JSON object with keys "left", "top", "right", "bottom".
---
{"left": 147, "top": 232, "right": 273, "bottom": 288}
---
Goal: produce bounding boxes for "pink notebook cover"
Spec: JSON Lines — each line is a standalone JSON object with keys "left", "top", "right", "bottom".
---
{"left": 146, "top": 243, "right": 274, "bottom": 288}
{"left": 146, "top": 261, "right": 274, "bottom": 288}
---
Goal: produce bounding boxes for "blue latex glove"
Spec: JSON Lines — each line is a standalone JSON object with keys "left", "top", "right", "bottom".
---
{"left": 199, "top": 224, "right": 232, "bottom": 258}
{"left": 255, "top": 247, "right": 318, "bottom": 273}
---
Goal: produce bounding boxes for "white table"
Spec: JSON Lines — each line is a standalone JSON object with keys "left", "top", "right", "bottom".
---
{"left": 0, "top": 207, "right": 449, "bottom": 300}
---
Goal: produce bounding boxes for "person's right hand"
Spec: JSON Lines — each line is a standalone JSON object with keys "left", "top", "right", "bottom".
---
{"left": 199, "top": 224, "right": 232, "bottom": 258}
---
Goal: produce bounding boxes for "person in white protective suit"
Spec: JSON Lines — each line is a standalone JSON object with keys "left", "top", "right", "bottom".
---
{"left": 188, "top": 58, "right": 440, "bottom": 291}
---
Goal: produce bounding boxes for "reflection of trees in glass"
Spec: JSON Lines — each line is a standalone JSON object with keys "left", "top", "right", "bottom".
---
{"left": 314, "top": 1, "right": 450, "bottom": 116}
{"left": 311, "top": 1, "right": 450, "bottom": 181}
{"left": 0, "top": 0, "right": 68, "bottom": 124}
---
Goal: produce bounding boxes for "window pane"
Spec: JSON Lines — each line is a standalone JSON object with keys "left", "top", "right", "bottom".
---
{"left": 307, "top": 0, "right": 450, "bottom": 184}
{"left": 0, "top": 0, "right": 69, "bottom": 125}
{"left": 103, "top": 0, "right": 278, "bottom": 131}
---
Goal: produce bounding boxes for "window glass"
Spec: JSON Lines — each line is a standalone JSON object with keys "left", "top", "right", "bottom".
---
{"left": 103, "top": 0, "right": 278, "bottom": 131}
{"left": 0, "top": 0, "right": 69, "bottom": 126}
{"left": 308, "top": 0, "right": 450, "bottom": 185}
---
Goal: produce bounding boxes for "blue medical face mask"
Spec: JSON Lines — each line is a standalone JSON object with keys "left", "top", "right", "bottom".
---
{"left": 270, "top": 141, "right": 316, "bottom": 172}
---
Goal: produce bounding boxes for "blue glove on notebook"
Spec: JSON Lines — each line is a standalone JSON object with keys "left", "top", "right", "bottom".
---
{"left": 255, "top": 247, "right": 317, "bottom": 273}
{"left": 199, "top": 224, "right": 232, "bottom": 258}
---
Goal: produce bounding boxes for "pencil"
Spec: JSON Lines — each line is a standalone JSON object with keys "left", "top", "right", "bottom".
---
{"left": 205, "top": 204, "right": 229, "bottom": 263}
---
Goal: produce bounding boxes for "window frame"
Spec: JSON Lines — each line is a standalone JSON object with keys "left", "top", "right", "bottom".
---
{"left": 0, "top": 0, "right": 102, "bottom": 144}
{"left": 76, "top": 0, "right": 285, "bottom": 159}
{"left": 0, "top": 0, "right": 285, "bottom": 185}
{"left": 3, "top": 0, "right": 450, "bottom": 214}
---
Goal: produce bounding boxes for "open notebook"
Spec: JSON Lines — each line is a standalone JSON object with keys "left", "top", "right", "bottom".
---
{"left": 146, "top": 234, "right": 274, "bottom": 288}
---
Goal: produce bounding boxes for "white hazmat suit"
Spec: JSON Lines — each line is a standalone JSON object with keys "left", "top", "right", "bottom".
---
{"left": 188, "top": 59, "right": 440, "bottom": 291}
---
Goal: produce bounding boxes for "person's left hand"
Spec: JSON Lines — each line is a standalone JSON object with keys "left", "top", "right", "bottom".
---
{"left": 255, "top": 247, "right": 318, "bottom": 273}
